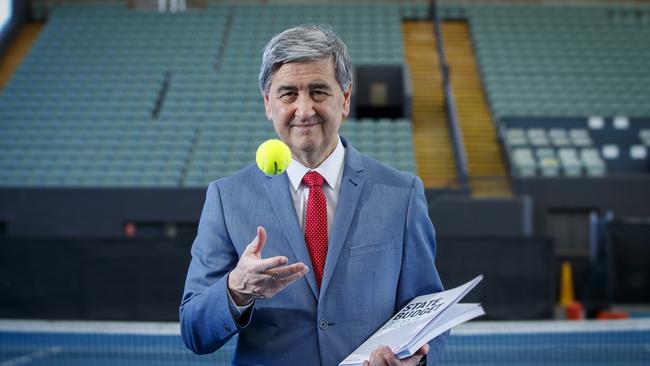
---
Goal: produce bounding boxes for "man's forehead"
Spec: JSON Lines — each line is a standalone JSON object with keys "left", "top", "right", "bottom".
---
{"left": 271, "top": 59, "right": 337, "bottom": 84}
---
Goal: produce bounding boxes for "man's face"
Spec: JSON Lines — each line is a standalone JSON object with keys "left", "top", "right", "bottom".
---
{"left": 263, "top": 59, "right": 351, "bottom": 166}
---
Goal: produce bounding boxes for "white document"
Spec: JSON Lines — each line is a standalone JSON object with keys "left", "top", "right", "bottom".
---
{"left": 339, "top": 275, "right": 484, "bottom": 366}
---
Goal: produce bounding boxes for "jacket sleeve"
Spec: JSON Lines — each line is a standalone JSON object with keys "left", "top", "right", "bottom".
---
{"left": 179, "top": 181, "right": 253, "bottom": 354}
{"left": 397, "top": 176, "right": 449, "bottom": 363}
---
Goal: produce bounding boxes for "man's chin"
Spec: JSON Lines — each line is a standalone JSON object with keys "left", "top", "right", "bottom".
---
{"left": 293, "top": 143, "right": 317, "bottom": 154}
{"left": 290, "top": 139, "right": 320, "bottom": 154}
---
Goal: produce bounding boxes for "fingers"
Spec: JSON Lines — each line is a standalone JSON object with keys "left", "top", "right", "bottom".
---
{"left": 380, "top": 347, "right": 400, "bottom": 366}
{"left": 368, "top": 345, "right": 397, "bottom": 366}
{"left": 400, "top": 344, "right": 427, "bottom": 366}
{"left": 251, "top": 255, "right": 309, "bottom": 279}
{"left": 256, "top": 255, "right": 289, "bottom": 272}
{"left": 266, "top": 263, "right": 309, "bottom": 285}
{"left": 264, "top": 261, "right": 308, "bottom": 277}
{"left": 230, "top": 263, "right": 306, "bottom": 302}
{"left": 367, "top": 345, "right": 425, "bottom": 366}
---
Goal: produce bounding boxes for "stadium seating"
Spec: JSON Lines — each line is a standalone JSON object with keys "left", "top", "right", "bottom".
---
{"left": 0, "top": 3, "right": 418, "bottom": 188}
{"left": 468, "top": 5, "right": 650, "bottom": 119}
{"left": 5, "top": 2, "right": 646, "bottom": 184}
{"left": 461, "top": 4, "right": 650, "bottom": 178}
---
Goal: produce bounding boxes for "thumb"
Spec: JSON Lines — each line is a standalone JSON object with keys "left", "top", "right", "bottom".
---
{"left": 247, "top": 226, "right": 267, "bottom": 256}
{"left": 416, "top": 343, "right": 429, "bottom": 356}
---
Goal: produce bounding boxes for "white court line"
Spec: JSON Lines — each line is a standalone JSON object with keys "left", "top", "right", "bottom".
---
{"left": 453, "top": 318, "right": 650, "bottom": 335}
{"left": 0, "top": 320, "right": 179, "bottom": 335}
{"left": 0, "top": 346, "right": 63, "bottom": 366}
{"left": 1, "top": 318, "right": 650, "bottom": 336}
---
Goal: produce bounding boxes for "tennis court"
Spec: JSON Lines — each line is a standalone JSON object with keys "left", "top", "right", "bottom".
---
{"left": 2, "top": 319, "right": 649, "bottom": 365}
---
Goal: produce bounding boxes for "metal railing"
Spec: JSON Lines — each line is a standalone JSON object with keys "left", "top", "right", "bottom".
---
{"left": 428, "top": 0, "right": 470, "bottom": 188}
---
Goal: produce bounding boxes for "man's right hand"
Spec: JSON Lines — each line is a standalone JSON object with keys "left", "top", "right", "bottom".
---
{"left": 228, "top": 226, "right": 309, "bottom": 306}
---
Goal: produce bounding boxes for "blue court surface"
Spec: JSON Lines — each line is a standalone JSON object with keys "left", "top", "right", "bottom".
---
{"left": 1, "top": 319, "right": 649, "bottom": 365}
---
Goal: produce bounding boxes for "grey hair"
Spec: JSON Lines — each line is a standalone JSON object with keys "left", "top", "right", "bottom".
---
{"left": 259, "top": 24, "right": 353, "bottom": 95}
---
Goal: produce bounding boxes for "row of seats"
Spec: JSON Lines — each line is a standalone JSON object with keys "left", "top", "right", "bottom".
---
{"left": 505, "top": 128, "right": 593, "bottom": 148}
{"left": 512, "top": 144, "right": 649, "bottom": 177}
{"left": 502, "top": 117, "right": 649, "bottom": 177}
{"left": 0, "top": 149, "right": 187, "bottom": 161}
{"left": 512, "top": 147, "right": 606, "bottom": 177}
{"left": 0, "top": 172, "right": 182, "bottom": 188}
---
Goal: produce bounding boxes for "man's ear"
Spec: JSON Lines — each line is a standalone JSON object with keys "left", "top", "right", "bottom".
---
{"left": 263, "top": 93, "right": 273, "bottom": 121}
{"left": 342, "top": 84, "right": 352, "bottom": 118}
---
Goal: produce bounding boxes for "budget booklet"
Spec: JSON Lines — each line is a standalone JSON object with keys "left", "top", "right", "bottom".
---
{"left": 339, "top": 275, "right": 484, "bottom": 366}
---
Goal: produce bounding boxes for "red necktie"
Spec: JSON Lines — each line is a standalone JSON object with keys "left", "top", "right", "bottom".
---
{"left": 302, "top": 171, "right": 328, "bottom": 288}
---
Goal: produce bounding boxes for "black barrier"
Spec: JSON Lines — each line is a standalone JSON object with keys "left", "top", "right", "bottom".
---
{"left": 610, "top": 219, "right": 650, "bottom": 303}
{"left": 429, "top": 195, "right": 533, "bottom": 237}
{"left": 0, "top": 188, "right": 205, "bottom": 238}
{"left": 0, "top": 238, "right": 192, "bottom": 320}
{"left": 0, "top": 236, "right": 555, "bottom": 321}
{"left": 1, "top": 188, "right": 534, "bottom": 239}
{"left": 516, "top": 176, "right": 650, "bottom": 236}
{"left": 436, "top": 236, "right": 555, "bottom": 320}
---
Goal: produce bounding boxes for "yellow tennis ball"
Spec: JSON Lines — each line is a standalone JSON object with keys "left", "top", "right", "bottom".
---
{"left": 256, "top": 139, "right": 292, "bottom": 176}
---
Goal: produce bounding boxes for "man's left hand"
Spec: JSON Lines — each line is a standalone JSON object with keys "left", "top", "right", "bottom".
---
{"left": 362, "top": 344, "right": 428, "bottom": 366}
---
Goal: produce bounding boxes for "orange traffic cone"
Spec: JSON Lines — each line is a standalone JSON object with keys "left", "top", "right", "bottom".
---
{"left": 559, "top": 261, "right": 575, "bottom": 307}
{"left": 559, "top": 261, "right": 584, "bottom": 320}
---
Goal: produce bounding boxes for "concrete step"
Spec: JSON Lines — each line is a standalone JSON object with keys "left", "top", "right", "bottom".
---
{"left": 403, "top": 21, "right": 458, "bottom": 189}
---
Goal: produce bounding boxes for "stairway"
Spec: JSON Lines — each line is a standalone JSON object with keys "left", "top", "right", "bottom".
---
{"left": 0, "top": 22, "right": 44, "bottom": 89}
{"left": 402, "top": 21, "right": 457, "bottom": 189}
{"left": 441, "top": 21, "right": 512, "bottom": 197}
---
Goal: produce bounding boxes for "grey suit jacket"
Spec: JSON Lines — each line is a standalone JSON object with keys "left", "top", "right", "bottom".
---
{"left": 180, "top": 138, "right": 446, "bottom": 365}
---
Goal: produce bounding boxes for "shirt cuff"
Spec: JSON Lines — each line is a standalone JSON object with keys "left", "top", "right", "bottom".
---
{"left": 227, "top": 285, "right": 254, "bottom": 319}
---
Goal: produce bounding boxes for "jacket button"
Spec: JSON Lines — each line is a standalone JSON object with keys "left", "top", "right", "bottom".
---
{"left": 318, "top": 319, "right": 328, "bottom": 330}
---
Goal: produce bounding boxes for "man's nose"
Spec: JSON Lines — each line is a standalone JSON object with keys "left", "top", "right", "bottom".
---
{"left": 294, "top": 93, "right": 316, "bottom": 120}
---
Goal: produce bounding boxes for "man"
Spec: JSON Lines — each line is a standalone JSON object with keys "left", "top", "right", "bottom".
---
{"left": 180, "top": 25, "right": 447, "bottom": 366}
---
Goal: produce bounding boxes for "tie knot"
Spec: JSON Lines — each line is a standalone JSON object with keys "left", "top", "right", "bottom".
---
{"left": 302, "top": 171, "right": 324, "bottom": 188}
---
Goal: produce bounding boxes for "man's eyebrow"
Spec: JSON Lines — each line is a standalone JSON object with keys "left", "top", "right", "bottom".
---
{"left": 276, "top": 85, "right": 298, "bottom": 93}
{"left": 309, "top": 81, "right": 332, "bottom": 90}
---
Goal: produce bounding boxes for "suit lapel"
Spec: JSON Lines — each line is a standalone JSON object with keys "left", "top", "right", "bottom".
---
{"left": 319, "top": 140, "right": 365, "bottom": 300}
{"left": 263, "top": 173, "right": 319, "bottom": 299}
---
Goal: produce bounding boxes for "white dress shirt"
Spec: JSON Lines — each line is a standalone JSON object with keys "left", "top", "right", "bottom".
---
{"left": 285, "top": 135, "right": 346, "bottom": 239}
{"left": 228, "top": 136, "right": 346, "bottom": 317}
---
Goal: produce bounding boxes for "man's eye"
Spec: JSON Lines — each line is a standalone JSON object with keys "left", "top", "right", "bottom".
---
{"left": 280, "top": 92, "right": 296, "bottom": 100}
{"left": 311, "top": 90, "right": 329, "bottom": 100}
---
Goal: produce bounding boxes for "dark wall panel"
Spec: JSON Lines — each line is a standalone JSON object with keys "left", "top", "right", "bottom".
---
{"left": 1, "top": 236, "right": 554, "bottom": 321}
{"left": 516, "top": 176, "right": 650, "bottom": 235}
{"left": 436, "top": 237, "right": 555, "bottom": 320}
{"left": 1, "top": 188, "right": 534, "bottom": 239}
{"left": 429, "top": 196, "right": 533, "bottom": 237}
{"left": 0, "top": 188, "right": 205, "bottom": 238}
{"left": 354, "top": 64, "right": 407, "bottom": 119}
{"left": 0, "top": 238, "right": 192, "bottom": 320}
{"left": 611, "top": 222, "right": 650, "bottom": 303}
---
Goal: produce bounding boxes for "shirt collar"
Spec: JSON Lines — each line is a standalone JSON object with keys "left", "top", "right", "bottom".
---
{"left": 287, "top": 136, "right": 345, "bottom": 192}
